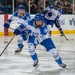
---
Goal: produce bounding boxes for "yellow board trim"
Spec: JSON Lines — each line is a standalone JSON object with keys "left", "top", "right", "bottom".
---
{"left": 8, "top": 32, "right": 14, "bottom": 36}
{"left": 0, "top": 30, "right": 75, "bottom": 36}
{"left": 52, "top": 30, "right": 75, "bottom": 34}
{"left": 0, "top": 32, "right": 4, "bottom": 36}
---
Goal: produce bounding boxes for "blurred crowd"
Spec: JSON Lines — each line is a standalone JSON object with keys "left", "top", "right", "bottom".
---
{"left": 0, "top": 0, "right": 12, "bottom": 14}
{"left": 0, "top": 0, "right": 75, "bottom": 14}
{"left": 60, "top": 0, "right": 73, "bottom": 14}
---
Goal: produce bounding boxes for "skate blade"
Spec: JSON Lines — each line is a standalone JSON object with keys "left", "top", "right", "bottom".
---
{"left": 34, "top": 64, "right": 39, "bottom": 69}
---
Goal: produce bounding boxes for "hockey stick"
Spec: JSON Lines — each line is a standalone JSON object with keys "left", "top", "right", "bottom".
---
{"left": 9, "top": 27, "right": 14, "bottom": 30}
{"left": 0, "top": 35, "right": 15, "bottom": 56}
{"left": 63, "top": 34, "right": 73, "bottom": 41}
{"left": 61, "top": 34, "right": 73, "bottom": 41}
{"left": 63, "top": 34, "right": 68, "bottom": 40}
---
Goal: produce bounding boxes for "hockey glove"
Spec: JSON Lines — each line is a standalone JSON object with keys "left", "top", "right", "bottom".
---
{"left": 21, "top": 28, "right": 32, "bottom": 35}
{"left": 48, "top": 12, "right": 52, "bottom": 17}
{"left": 14, "top": 28, "right": 21, "bottom": 35}
{"left": 4, "top": 23, "right": 10, "bottom": 28}
{"left": 14, "top": 24, "right": 26, "bottom": 35}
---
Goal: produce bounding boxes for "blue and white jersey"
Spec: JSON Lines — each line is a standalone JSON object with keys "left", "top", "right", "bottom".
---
{"left": 13, "top": 11, "right": 31, "bottom": 20}
{"left": 44, "top": 5, "right": 62, "bottom": 20}
{"left": 7, "top": 11, "right": 31, "bottom": 25}
{"left": 19, "top": 19, "right": 50, "bottom": 45}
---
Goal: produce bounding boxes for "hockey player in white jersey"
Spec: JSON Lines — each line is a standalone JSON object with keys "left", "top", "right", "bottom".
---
{"left": 4, "top": 5, "right": 31, "bottom": 53}
{"left": 44, "top": 1, "right": 65, "bottom": 36}
{"left": 14, "top": 13, "right": 66, "bottom": 68}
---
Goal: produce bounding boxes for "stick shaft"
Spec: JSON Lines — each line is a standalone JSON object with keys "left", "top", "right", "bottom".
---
{"left": 0, "top": 35, "right": 15, "bottom": 56}
{"left": 63, "top": 35, "right": 68, "bottom": 40}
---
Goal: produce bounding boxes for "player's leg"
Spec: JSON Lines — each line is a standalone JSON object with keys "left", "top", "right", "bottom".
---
{"left": 54, "top": 20, "right": 64, "bottom": 36}
{"left": 27, "top": 35, "right": 39, "bottom": 67}
{"left": 44, "top": 18, "right": 52, "bottom": 36}
{"left": 15, "top": 35, "right": 24, "bottom": 52}
{"left": 27, "top": 43, "right": 39, "bottom": 67}
{"left": 49, "top": 48, "right": 66, "bottom": 68}
{"left": 44, "top": 18, "right": 50, "bottom": 25}
{"left": 41, "top": 38, "right": 66, "bottom": 68}
{"left": 49, "top": 20, "right": 55, "bottom": 36}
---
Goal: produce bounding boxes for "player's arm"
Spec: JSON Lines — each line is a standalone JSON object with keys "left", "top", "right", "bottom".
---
{"left": 4, "top": 11, "right": 17, "bottom": 28}
{"left": 14, "top": 22, "right": 32, "bottom": 36}
{"left": 54, "top": 10, "right": 64, "bottom": 36}
{"left": 44, "top": 6, "right": 50, "bottom": 15}
{"left": 27, "top": 13, "right": 31, "bottom": 19}
{"left": 14, "top": 24, "right": 26, "bottom": 35}
{"left": 4, "top": 19, "right": 12, "bottom": 28}
{"left": 54, "top": 8, "right": 62, "bottom": 28}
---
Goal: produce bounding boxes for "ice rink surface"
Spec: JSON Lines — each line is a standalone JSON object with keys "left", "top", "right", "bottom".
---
{"left": 0, "top": 34, "right": 75, "bottom": 75}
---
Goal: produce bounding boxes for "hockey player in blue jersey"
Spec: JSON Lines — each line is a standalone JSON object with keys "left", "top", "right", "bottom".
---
{"left": 14, "top": 13, "right": 66, "bottom": 68}
{"left": 4, "top": 5, "right": 31, "bottom": 53}
{"left": 44, "top": 2, "right": 65, "bottom": 36}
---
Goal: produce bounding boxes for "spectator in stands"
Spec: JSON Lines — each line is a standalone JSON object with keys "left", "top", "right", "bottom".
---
{"left": 17, "top": 0, "right": 24, "bottom": 6}
{"left": 34, "top": 0, "right": 39, "bottom": 6}
{"left": 68, "top": 4, "right": 73, "bottom": 14}
{"left": 37, "top": 6, "right": 44, "bottom": 14}
{"left": 16, "top": 0, "right": 29, "bottom": 12}
{"left": 2, "top": 0, "right": 12, "bottom": 14}
{"left": 30, "top": 0, "right": 45, "bottom": 14}
{"left": 61, "top": 0, "right": 73, "bottom": 14}
{"left": 38, "top": 0, "right": 44, "bottom": 8}
{"left": 45, "top": 0, "right": 50, "bottom": 7}
{"left": 30, "top": 2, "right": 38, "bottom": 14}
{"left": 54, "top": 0, "right": 59, "bottom": 5}
{"left": 74, "top": 0, "right": 75, "bottom": 14}
{"left": 22, "top": 0, "right": 29, "bottom": 12}
{"left": 0, "top": 3, "right": 4, "bottom": 14}
{"left": 37, "top": 0, "right": 44, "bottom": 14}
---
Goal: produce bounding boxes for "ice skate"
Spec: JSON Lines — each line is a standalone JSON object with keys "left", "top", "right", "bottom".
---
{"left": 33, "top": 59, "right": 39, "bottom": 69}
{"left": 15, "top": 45, "right": 24, "bottom": 53}
{"left": 59, "top": 63, "right": 67, "bottom": 68}
{"left": 60, "top": 34, "right": 64, "bottom": 37}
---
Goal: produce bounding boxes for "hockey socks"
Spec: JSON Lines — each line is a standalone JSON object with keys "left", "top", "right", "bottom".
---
{"left": 49, "top": 48, "right": 66, "bottom": 68}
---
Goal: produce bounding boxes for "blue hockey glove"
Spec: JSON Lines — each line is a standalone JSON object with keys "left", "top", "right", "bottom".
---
{"left": 48, "top": 12, "right": 52, "bottom": 17}
{"left": 28, "top": 29, "right": 32, "bottom": 34}
{"left": 21, "top": 29, "right": 32, "bottom": 35}
{"left": 14, "top": 28, "right": 21, "bottom": 35}
{"left": 4, "top": 23, "right": 10, "bottom": 28}
{"left": 14, "top": 24, "right": 26, "bottom": 35}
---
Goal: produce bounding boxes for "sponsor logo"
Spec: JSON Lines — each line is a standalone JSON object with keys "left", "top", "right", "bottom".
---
{"left": 69, "top": 18, "right": 75, "bottom": 26}
{"left": 59, "top": 19, "right": 65, "bottom": 25}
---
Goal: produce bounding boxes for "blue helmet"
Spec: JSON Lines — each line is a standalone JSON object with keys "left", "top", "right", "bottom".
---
{"left": 18, "top": 5, "right": 25, "bottom": 10}
{"left": 34, "top": 13, "right": 43, "bottom": 21}
{"left": 57, "top": 2, "right": 62, "bottom": 5}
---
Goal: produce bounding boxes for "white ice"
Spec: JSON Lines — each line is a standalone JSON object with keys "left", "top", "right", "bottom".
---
{"left": 0, "top": 34, "right": 75, "bottom": 75}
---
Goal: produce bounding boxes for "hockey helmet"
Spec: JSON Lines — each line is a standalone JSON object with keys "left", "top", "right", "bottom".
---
{"left": 57, "top": 2, "right": 62, "bottom": 5}
{"left": 34, "top": 13, "right": 43, "bottom": 21}
{"left": 18, "top": 5, "right": 25, "bottom": 10}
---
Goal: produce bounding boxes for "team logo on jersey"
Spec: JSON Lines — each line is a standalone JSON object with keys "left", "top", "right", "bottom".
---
{"left": 44, "top": 28, "right": 48, "bottom": 34}
{"left": 27, "top": 17, "right": 30, "bottom": 20}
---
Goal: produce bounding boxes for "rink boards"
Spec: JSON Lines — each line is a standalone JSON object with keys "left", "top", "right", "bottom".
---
{"left": 0, "top": 14, "right": 75, "bottom": 36}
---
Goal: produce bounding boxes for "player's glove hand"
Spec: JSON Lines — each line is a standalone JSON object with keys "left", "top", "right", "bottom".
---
{"left": 21, "top": 29, "right": 32, "bottom": 35}
{"left": 14, "top": 24, "right": 26, "bottom": 35}
{"left": 14, "top": 28, "right": 20, "bottom": 35}
{"left": 4, "top": 23, "right": 10, "bottom": 28}
{"left": 48, "top": 12, "right": 52, "bottom": 17}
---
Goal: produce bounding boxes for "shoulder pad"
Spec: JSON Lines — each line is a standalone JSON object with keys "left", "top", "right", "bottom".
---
{"left": 27, "top": 19, "right": 34, "bottom": 26}
{"left": 50, "top": 5, "right": 55, "bottom": 9}
{"left": 58, "top": 9, "right": 62, "bottom": 14}
{"left": 13, "top": 11, "right": 18, "bottom": 16}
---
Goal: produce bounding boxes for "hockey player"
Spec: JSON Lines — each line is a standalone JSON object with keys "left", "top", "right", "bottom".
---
{"left": 14, "top": 13, "right": 66, "bottom": 68}
{"left": 4, "top": 5, "right": 31, "bottom": 53}
{"left": 44, "top": 1, "right": 65, "bottom": 36}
